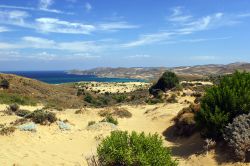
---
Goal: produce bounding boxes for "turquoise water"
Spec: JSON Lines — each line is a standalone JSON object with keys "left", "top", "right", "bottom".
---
{"left": 1, "top": 71, "right": 144, "bottom": 84}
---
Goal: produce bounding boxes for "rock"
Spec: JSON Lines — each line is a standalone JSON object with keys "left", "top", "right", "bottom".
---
{"left": 57, "top": 121, "right": 71, "bottom": 130}
{"left": 18, "top": 122, "right": 37, "bottom": 132}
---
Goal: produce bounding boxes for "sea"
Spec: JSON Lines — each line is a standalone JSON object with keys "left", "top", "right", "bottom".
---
{"left": 1, "top": 71, "right": 144, "bottom": 84}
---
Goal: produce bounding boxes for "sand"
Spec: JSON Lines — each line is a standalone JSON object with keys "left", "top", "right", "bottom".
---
{"left": 0, "top": 90, "right": 247, "bottom": 165}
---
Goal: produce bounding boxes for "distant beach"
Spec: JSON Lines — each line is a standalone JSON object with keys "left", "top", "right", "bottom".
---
{"left": 0, "top": 71, "right": 144, "bottom": 84}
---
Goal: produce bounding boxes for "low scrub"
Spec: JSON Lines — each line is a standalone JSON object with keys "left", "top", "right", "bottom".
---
{"left": 0, "top": 126, "right": 15, "bottom": 135}
{"left": 0, "top": 92, "right": 37, "bottom": 105}
{"left": 223, "top": 113, "right": 250, "bottom": 161}
{"left": 27, "top": 109, "right": 57, "bottom": 125}
{"left": 100, "top": 115, "right": 118, "bottom": 125}
{"left": 15, "top": 109, "right": 31, "bottom": 117}
{"left": 173, "top": 104, "right": 200, "bottom": 136}
{"left": 97, "top": 131, "right": 177, "bottom": 166}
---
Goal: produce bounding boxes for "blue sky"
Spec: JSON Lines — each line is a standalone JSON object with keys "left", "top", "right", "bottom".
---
{"left": 0, "top": 0, "right": 250, "bottom": 70}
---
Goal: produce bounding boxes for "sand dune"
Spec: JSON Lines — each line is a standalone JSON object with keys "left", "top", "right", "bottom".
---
{"left": 0, "top": 97, "right": 247, "bottom": 165}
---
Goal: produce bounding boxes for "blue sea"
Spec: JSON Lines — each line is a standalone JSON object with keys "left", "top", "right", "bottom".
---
{"left": 1, "top": 71, "right": 144, "bottom": 84}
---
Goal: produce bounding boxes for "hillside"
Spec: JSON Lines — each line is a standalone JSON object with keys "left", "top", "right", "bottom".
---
{"left": 0, "top": 73, "right": 83, "bottom": 108}
{"left": 67, "top": 62, "right": 250, "bottom": 80}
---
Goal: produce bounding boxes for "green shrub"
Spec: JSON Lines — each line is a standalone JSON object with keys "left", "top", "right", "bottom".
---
{"left": 112, "top": 94, "right": 127, "bottom": 103}
{"left": 0, "top": 79, "right": 10, "bottom": 89}
{"left": 84, "top": 93, "right": 94, "bottom": 103}
{"left": 8, "top": 103, "right": 20, "bottom": 112}
{"left": 27, "top": 109, "right": 57, "bottom": 125}
{"left": 97, "top": 131, "right": 177, "bottom": 166}
{"left": 15, "top": 109, "right": 31, "bottom": 117}
{"left": 150, "top": 71, "right": 179, "bottom": 95}
{"left": 195, "top": 71, "right": 250, "bottom": 139}
{"left": 223, "top": 113, "right": 250, "bottom": 161}
{"left": 101, "top": 115, "right": 118, "bottom": 125}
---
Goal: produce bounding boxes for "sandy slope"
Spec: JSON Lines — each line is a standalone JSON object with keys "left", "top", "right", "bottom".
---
{"left": 0, "top": 98, "right": 247, "bottom": 166}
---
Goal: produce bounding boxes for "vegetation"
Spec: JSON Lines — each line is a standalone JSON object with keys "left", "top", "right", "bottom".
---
{"left": 88, "top": 121, "right": 96, "bottom": 126}
{"left": 8, "top": 103, "right": 20, "bottom": 112}
{"left": 27, "top": 109, "right": 57, "bottom": 125}
{"left": 0, "top": 126, "right": 16, "bottom": 135}
{"left": 97, "top": 131, "right": 177, "bottom": 166}
{"left": 173, "top": 104, "right": 200, "bottom": 136}
{"left": 101, "top": 115, "right": 118, "bottom": 125}
{"left": 149, "top": 71, "right": 179, "bottom": 96}
{"left": 0, "top": 92, "right": 37, "bottom": 105}
{"left": 0, "top": 79, "right": 10, "bottom": 89}
{"left": 112, "top": 108, "right": 132, "bottom": 118}
{"left": 195, "top": 71, "right": 250, "bottom": 139}
{"left": 223, "top": 113, "right": 250, "bottom": 161}
{"left": 15, "top": 109, "right": 31, "bottom": 117}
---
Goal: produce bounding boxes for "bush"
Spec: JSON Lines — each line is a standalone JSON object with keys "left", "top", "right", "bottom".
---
{"left": 88, "top": 121, "right": 96, "bottom": 126}
{"left": 223, "top": 113, "right": 250, "bottom": 161}
{"left": 97, "top": 131, "right": 177, "bottom": 166}
{"left": 0, "top": 79, "right": 10, "bottom": 89}
{"left": 15, "top": 109, "right": 31, "bottom": 117}
{"left": 101, "top": 115, "right": 118, "bottom": 125}
{"left": 0, "top": 126, "right": 15, "bottom": 135}
{"left": 84, "top": 93, "right": 94, "bottom": 103}
{"left": 112, "top": 108, "right": 132, "bottom": 118}
{"left": 8, "top": 103, "right": 20, "bottom": 112}
{"left": 149, "top": 71, "right": 179, "bottom": 95}
{"left": 27, "top": 109, "right": 57, "bottom": 125}
{"left": 173, "top": 104, "right": 200, "bottom": 136}
{"left": 195, "top": 71, "right": 250, "bottom": 139}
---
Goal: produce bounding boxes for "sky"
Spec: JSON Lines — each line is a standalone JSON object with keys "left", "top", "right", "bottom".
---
{"left": 0, "top": 0, "right": 250, "bottom": 71}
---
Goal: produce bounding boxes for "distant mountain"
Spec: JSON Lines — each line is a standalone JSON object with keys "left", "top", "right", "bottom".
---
{"left": 67, "top": 62, "right": 250, "bottom": 80}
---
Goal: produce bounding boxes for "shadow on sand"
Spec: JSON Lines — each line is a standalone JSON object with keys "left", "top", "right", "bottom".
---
{"left": 162, "top": 125, "right": 204, "bottom": 158}
{"left": 163, "top": 124, "right": 250, "bottom": 164}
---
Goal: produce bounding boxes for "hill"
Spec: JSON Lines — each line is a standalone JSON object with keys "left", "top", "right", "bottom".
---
{"left": 0, "top": 73, "right": 83, "bottom": 108}
{"left": 67, "top": 62, "right": 250, "bottom": 80}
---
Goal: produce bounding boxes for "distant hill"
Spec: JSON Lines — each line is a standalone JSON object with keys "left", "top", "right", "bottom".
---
{"left": 0, "top": 73, "right": 83, "bottom": 108}
{"left": 67, "top": 62, "right": 250, "bottom": 80}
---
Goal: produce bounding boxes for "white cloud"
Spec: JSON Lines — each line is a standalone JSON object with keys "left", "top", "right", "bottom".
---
{"left": 0, "top": 10, "right": 30, "bottom": 27}
{"left": 126, "top": 54, "right": 151, "bottom": 59}
{"left": 38, "top": 0, "right": 63, "bottom": 13}
{"left": 0, "top": 4, "right": 68, "bottom": 14}
{"left": 190, "top": 56, "right": 218, "bottom": 60}
{"left": 123, "top": 9, "right": 229, "bottom": 47}
{"left": 84, "top": 2, "right": 92, "bottom": 12}
{"left": 22, "top": 36, "right": 56, "bottom": 48}
{"left": 0, "top": 50, "right": 100, "bottom": 61}
{"left": 39, "top": 0, "right": 53, "bottom": 9}
{"left": 122, "top": 32, "right": 174, "bottom": 47}
{"left": 36, "top": 18, "right": 96, "bottom": 34}
{"left": 0, "top": 26, "right": 10, "bottom": 32}
{"left": 168, "top": 6, "right": 192, "bottom": 23}
{"left": 99, "top": 22, "right": 139, "bottom": 31}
